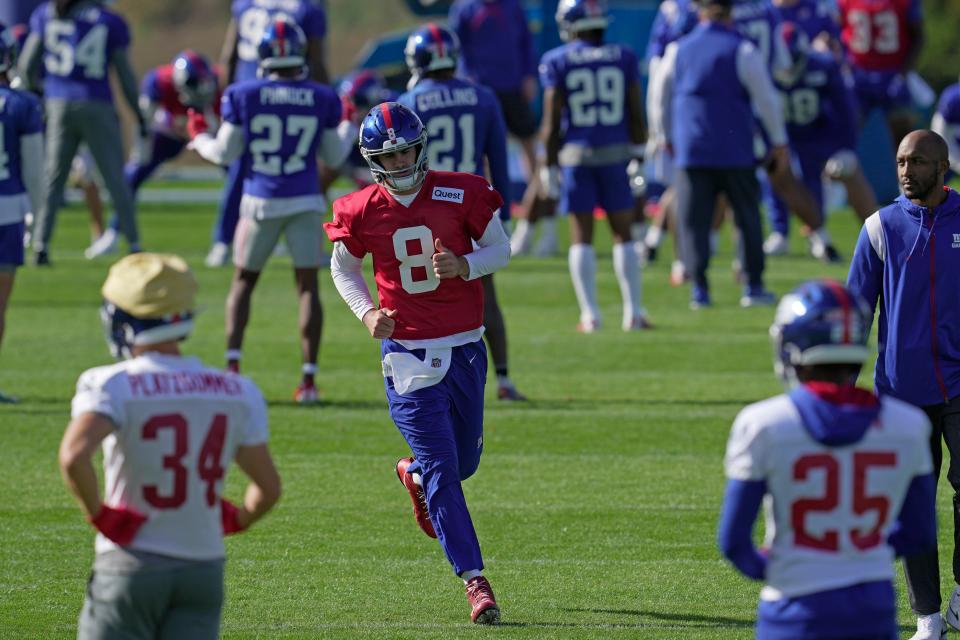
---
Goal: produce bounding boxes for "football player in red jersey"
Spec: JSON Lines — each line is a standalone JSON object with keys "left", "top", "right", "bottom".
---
{"left": 837, "top": 0, "right": 924, "bottom": 148}
{"left": 325, "top": 102, "right": 508, "bottom": 625}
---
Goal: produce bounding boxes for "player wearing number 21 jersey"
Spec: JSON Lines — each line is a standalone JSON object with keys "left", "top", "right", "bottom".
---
{"left": 718, "top": 279, "right": 936, "bottom": 639}
{"left": 60, "top": 253, "right": 280, "bottom": 640}
{"left": 325, "top": 101, "right": 509, "bottom": 624}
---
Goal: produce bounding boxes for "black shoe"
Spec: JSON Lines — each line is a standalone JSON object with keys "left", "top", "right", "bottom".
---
{"left": 823, "top": 244, "right": 842, "bottom": 264}
{"left": 33, "top": 250, "right": 50, "bottom": 266}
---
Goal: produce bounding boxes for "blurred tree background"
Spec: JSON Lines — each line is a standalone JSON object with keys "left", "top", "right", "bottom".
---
{"left": 917, "top": 0, "right": 960, "bottom": 94}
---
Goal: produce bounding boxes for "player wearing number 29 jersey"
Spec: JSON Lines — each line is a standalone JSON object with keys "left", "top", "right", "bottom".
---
{"left": 719, "top": 279, "right": 935, "bottom": 639}
{"left": 60, "top": 253, "right": 280, "bottom": 640}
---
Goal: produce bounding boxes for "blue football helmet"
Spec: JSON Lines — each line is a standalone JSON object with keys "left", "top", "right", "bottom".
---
{"left": 359, "top": 102, "right": 429, "bottom": 192}
{"left": 773, "top": 21, "right": 811, "bottom": 87}
{"left": 101, "top": 304, "right": 196, "bottom": 360}
{"left": 171, "top": 49, "right": 217, "bottom": 108}
{"left": 770, "top": 279, "right": 871, "bottom": 384}
{"left": 257, "top": 17, "right": 307, "bottom": 72}
{"left": 556, "top": 0, "right": 610, "bottom": 42}
{"left": 404, "top": 23, "right": 459, "bottom": 78}
{"left": 0, "top": 24, "right": 16, "bottom": 74}
{"left": 338, "top": 69, "right": 394, "bottom": 115}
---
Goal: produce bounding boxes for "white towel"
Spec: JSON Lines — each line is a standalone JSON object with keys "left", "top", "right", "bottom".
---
{"left": 382, "top": 347, "right": 452, "bottom": 395}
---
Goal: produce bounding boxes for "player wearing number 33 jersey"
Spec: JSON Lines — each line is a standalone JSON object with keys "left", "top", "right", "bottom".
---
{"left": 325, "top": 101, "right": 510, "bottom": 624}
{"left": 718, "top": 279, "right": 936, "bottom": 639}
{"left": 60, "top": 253, "right": 280, "bottom": 640}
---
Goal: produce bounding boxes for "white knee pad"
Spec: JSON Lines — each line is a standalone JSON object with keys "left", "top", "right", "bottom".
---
{"left": 824, "top": 149, "right": 859, "bottom": 180}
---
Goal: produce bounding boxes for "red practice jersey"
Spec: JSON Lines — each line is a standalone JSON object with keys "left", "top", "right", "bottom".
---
{"left": 326, "top": 171, "right": 503, "bottom": 340}
{"left": 838, "top": 0, "right": 921, "bottom": 71}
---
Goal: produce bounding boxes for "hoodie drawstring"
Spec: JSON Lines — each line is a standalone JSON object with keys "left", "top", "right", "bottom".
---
{"left": 906, "top": 209, "right": 927, "bottom": 260}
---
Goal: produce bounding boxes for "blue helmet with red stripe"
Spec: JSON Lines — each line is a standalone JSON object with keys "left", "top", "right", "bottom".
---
{"left": 338, "top": 70, "right": 394, "bottom": 115}
{"left": 404, "top": 23, "right": 459, "bottom": 78}
{"left": 556, "top": 0, "right": 610, "bottom": 42}
{"left": 770, "top": 279, "right": 871, "bottom": 383}
{"left": 171, "top": 49, "right": 217, "bottom": 108}
{"left": 773, "top": 21, "right": 811, "bottom": 86}
{"left": 358, "top": 101, "right": 428, "bottom": 192}
{"left": 257, "top": 17, "right": 307, "bottom": 72}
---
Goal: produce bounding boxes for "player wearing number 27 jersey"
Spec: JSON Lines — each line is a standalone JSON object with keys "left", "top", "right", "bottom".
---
{"left": 718, "top": 279, "right": 936, "bottom": 639}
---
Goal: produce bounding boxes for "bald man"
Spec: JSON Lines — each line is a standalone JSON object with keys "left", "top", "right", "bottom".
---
{"left": 848, "top": 129, "right": 960, "bottom": 640}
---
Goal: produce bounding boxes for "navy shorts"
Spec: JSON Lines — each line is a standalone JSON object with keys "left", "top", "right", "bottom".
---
{"left": 851, "top": 68, "right": 912, "bottom": 117}
{"left": 0, "top": 221, "right": 25, "bottom": 269}
{"left": 382, "top": 339, "right": 487, "bottom": 497}
{"left": 561, "top": 162, "right": 633, "bottom": 215}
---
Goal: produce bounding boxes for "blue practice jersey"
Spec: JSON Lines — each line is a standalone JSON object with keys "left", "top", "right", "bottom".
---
{"left": 646, "top": 0, "right": 698, "bottom": 62}
{"left": 398, "top": 77, "right": 510, "bottom": 206}
{"left": 539, "top": 40, "right": 639, "bottom": 148}
{"left": 777, "top": 51, "right": 858, "bottom": 152}
{"left": 777, "top": 0, "right": 841, "bottom": 41}
{"left": 221, "top": 78, "right": 340, "bottom": 199}
{"left": 936, "top": 83, "right": 960, "bottom": 150}
{"left": 231, "top": 0, "right": 327, "bottom": 83}
{"left": 732, "top": 0, "right": 787, "bottom": 72}
{"left": 0, "top": 86, "right": 43, "bottom": 197}
{"left": 29, "top": 1, "right": 130, "bottom": 102}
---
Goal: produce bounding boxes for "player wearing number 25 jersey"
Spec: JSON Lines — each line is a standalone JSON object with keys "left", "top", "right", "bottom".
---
{"left": 59, "top": 253, "right": 280, "bottom": 640}
{"left": 191, "top": 17, "right": 347, "bottom": 403}
{"left": 718, "top": 279, "right": 935, "bottom": 640}
{"left": 325, "top": 101, "right": 509, "bottom": 624}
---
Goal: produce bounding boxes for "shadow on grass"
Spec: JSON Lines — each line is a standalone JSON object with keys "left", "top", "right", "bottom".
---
{"left": 561, "top": 608, "right": 755, "bottom": 629}
{"left": 268, "top": 398, "right": 387, "bottom": 410}
{"left": 490, "top": 397, "right": 752, "bottom": 410}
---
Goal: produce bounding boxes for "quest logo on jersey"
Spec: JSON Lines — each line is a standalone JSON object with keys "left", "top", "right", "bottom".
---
{"left": 432, "top": 186, "right": 464, "bottom": 204}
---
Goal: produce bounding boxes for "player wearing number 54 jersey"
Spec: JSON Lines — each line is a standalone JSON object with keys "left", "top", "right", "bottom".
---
{"left": 718, "top": 280, "right": 936, "bottom": 640}
{"left": 59, "top": 253, "right": 281, "bottom": 640}
{"left": 190, "top": 17, "right": 348, "bottom": 403}
{"left": 325, "top": 102, "right": 510, "bottom": 624}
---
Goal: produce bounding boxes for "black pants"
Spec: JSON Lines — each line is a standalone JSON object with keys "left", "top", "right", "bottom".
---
{"left": 674, "top": 166, "right": 765, "bottom": 289}
{"left": 904, "top": 395, "right": 960, "bottom": 614}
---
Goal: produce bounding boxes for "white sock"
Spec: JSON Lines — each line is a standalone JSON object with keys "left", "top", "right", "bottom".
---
{"left": 568, "top": 243, "right": 599, "bottom": 324}
{"left": 510, "top": 219, "right": 532, "bottom": 255}
{"left": 710, "top": 230, "right": 719, "bottom": 256}
{"left": 411, "top": 472, "right": 423, "bottom": 487}
{"left": 644, "top": 224, "right": 663, "bottom": 248}
{"left": 809, "top": 227, "right": 832, "bottom": 247}
{"left": 540, "top": 216, "right": 557, "bottom": 242}
{"left": 612, "top": 242, "right": 641, "bottom": 327}
{"left": 226, "top": 349, "right": 242, "bottom": 363}
{"left": 460, "top": 570, "right": 483, "bottom": 583}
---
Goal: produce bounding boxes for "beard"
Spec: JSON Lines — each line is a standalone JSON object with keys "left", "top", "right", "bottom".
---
{"left": 901, "top": 173, "right": 939, "bottom": 201}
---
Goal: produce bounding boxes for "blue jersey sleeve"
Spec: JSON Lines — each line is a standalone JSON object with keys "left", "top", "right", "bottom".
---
{"left": 886, "top": 473, "right": 936, "bottom": 557}
{"left": 936, "top": 85, "right": 960, "bottom": 124}
{"left": 28, "top": 4, "right": 45, "bottom": 38}
{"left": 321, "top": 87, "right": 342, "bottom": 129}
{"left": 20, "top": 93, "right": 44, "bottom": 135}
{"left": 106, "top": 12, "right": 131, "bottom": 52}
{"left": 847, "top": 223, "right": 884, "bottom": 318}
{"left": 221, "top": 88, "right": 240, "bottom": 126}
{"left": 539, "top": 52, "right": 560, "bottom": 90}
{"left": 717, "top": 479, "right": 768, "bottom": 581}
{"left": 141, "top": 69, "right": 160, "bottom": 102}
{"left": 622, "top": 46, "right": 639, "bottom": 85}
{"left": 301, "top": 4, "right": 327, "bottom": 39}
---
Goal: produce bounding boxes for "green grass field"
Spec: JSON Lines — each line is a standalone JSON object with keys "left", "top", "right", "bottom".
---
{"left": 0, "top": 197, "right": 943, "bottom": 638}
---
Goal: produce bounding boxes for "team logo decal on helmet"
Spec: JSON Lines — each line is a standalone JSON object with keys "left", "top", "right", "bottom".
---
{"left": 257, "top": 16, "right": 307, "bottom": 73}
{"left": 172, "top": 49, "right": 217, "bottom": 108}
{"left": 404, "top": 23, "right": 460, "bottom": 80}
{"left": 358, "top": 101, "right": 429, "bottom": 192}
{"left": 100, "top": 253, "right": 198, "bottom": 360}
{"left": 769, "top": 279, "right": 871, "bottom": 385}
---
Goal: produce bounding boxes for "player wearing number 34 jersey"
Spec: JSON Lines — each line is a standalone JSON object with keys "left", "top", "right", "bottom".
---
{"left": 718, "top": 280, "right": 936, "bottom": 639}
{"left": 59, "top": 253, "right": 280, "bottom": 640}
{"left": 325, "top": 101, "right": 510, "bottom": 624}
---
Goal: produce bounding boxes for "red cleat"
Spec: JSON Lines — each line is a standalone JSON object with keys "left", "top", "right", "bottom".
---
{"left": 293, "top": 382, "right": 319, "bottom": 404}
{"left": 395, "top": 457, "right": 436, "bottom": 538}
{"left": 465, "top": 576, "right": 500, "bottom": 625}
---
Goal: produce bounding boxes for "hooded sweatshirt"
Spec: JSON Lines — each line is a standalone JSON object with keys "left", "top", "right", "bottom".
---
{"left": 848, "top": 187, "right": 960, "bottom": 407}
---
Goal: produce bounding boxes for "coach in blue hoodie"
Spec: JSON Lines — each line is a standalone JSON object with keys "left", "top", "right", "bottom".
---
{"left": 848, "top": 129, "right": 960, "bottom": 639}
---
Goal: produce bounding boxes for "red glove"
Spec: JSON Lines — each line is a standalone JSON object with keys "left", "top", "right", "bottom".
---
{"left": 221, "top": 498, "right": 247, "bottom": 535}
{"left": 186, "top": 108, "right": 208, "bottom": 139}
{"left": 89, "top": 505, "right": 147, "bottom": 546}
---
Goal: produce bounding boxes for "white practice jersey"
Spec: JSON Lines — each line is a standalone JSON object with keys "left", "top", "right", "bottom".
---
{"left": 725, "top": 394, "right": 932, "bottom": 600}
{"left": 71, "top": 353, "right": 269, "bottom": 561}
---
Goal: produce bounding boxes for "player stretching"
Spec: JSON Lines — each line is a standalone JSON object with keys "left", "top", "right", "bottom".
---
{"left": 541, "top": 0, "right": 649, "bottom": 332}
{"left": 59, "top": 253, "right": 280, "bottom": 639}
{"left": 718, "top": 279, "right": 936, "bottom": 639}
{"left": 325, "top": 101, "right": 509, "bottom": 624}
{"left": 399, "top": 23, "right": 526, "bottom": 401}
{"left": 190, "top": 18, "right": 347, "bottom": 402}
{"left": 0, "top": 32, "right": 43, "bottom": 403}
